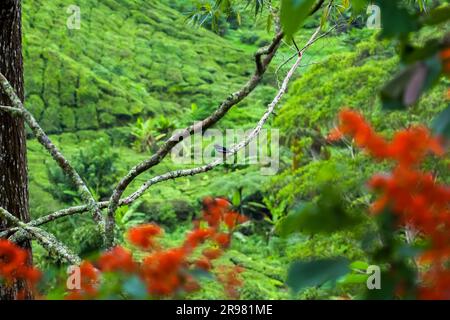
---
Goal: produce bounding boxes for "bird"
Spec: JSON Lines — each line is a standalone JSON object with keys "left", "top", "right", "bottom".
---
{"left": 214, "top": 144, "right": 232, "bottom": 154}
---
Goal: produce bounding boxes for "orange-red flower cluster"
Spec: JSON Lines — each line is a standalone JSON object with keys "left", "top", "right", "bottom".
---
{"left": 330, "top": 109, "right": 450, "bottom": 299}
{"left": 69, "top": 197, "right": 247, "bottom": 299}
{"left": 328, "top": 109, "right": 443, "bottom": 165}
{"left": 98, "top": 246, "right": 136, "bottom": 273}
{"left": 130, "top": 197, "right": 247, "bottom": 297}
{"left": 2, "top": 196, "right": 247, "bottom": 300}
{"left": 441, "top": 48, "right": 450, "bottom": 75}
{"left": 201, "top": 197, "right": 248, "bottom": 231}
{"left": 217, "top": 266, "right": 245, "bottom": 299}
{"left": 0, "top": 240, "right": 41, "bottom": 294}
{"left": 66, "top": 261, "right": 100, "bottom": 300}
{"left": 127, "top": 223, "right": 162, "bottom": 250}
{"left": 140, "top": 248, "right": 188, "bottom": 295}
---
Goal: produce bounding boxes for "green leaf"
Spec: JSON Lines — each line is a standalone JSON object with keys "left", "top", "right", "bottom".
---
{"left": 432, "top": 105, "right": 450, "bottom": 138}
{"left": 232, "top": 189, "right": 241, "bottom": 207}
{"left": 417, "top": 0, "right": 425, "bottom": 12}
{"left": 277, "top": 187, "right": 362, "bottom": 236}
{"left": 287, "top": 258, "right": 350, "bottom": 293}
{"left": 350, "top": 260, "right": 370, "bottom": 271}
{"left": 375, "top": 0, "right": 419, "bottom": 38}
{"left": 351, "top": 0, "right": 369, "bottom": 15}
{"left": 421, "top": 5, "right": 450, "bottom": 26}
{"left": 122, "top": 276, "right": 148, "bottom": 299}
{"left": 280, "top": 0, "right": 316, "bottom": 39}
{"left": 381, "top": 55, "right": 442, "bottom": 109}
{"left": 233, "top": 231, "right": 247, "bottom": 242}
{"left": 266, "top": 11, "right": 273, "bottom": 32}
{"left": 338, "top": 273, "right": 368, "bottom": 285}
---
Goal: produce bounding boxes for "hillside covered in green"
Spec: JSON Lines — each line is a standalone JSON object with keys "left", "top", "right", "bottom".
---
{"left": 23, "top": 0, "right": 277, "bottom": 134}
{"left": 20, "top": 0, "right": 449, "bottom": 300}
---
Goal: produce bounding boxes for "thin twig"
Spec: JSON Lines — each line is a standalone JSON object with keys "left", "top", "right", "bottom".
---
{"left": 275, "top": 24, "right": 337, "bottom": 86}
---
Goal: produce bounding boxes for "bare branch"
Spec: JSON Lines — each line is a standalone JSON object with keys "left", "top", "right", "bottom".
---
{"left": 104, "top": 31, "right": 284, "bottom": 247}
{"left": 0, "top": 207, "right": 81, "bottom": 265}
{"left": 0, "top": 72, "right": 105, "bottom": 236}
{"left": 1, "top": 26, "right": 329, "bottom": 245}
{"left": 275, "top": 24, "right": 337, "bottom": 86}
{"left": 0, "top": 105, "right": 23, "bottom": 115}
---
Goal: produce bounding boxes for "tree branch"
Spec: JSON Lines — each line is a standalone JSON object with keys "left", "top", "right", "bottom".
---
{"left": 3, "top": 25, "right": 329, "bottom": 248}
{"left": 104, "top": 31, "right": 284, "bottom": 247}
{"left": 0, "top": 105, "right": 23, "bottom": 116}
{"left": 0, "top": 207, "right": 81, "bottom": 265}
{"left": 0, "top": 72, "right": 105, "bottom": 237}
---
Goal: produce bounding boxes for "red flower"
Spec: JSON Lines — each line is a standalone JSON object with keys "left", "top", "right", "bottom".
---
{"left": 330, "top": 108, "right": 450, "bottom": 299}
{"left": 202, "top": 206, "right": 222, "bottom": 228}
{"left": 223, "top": 211, "right": 247, "bottom": 230}
{"left": 202, "top": 248, "right": 223, "bottom": 260}
{"left": 66, "top": 261, "right": 99, "bottom": 300}
{"left": 98, "top": 246, "right": 136, "bottom": 273}
{"left": 440, "top": 48, "right": 450, "bottom": 74}
{"left": 141, "top": 248, "right": 186, "bottom": 296}
{"left": 183, "top": 228, "right": 214, "bottom": 250}
{"left": 182, "top": 274, "right": 200, "bottom": 293}
{"left": 217, "top": 266, "right": 245, "bottom": 299}
{"left": 387, "top": 126, "right": 443, "bottom": 167}
{"left": 0, "top": 240, "right": 28, "bottom": 279}
{"left": 327, "top": 127, "right": 344, "bottom": 141}
{"left": 215, "top": 198, "right": 231, "bottom": 209}
{"left": 194, "top": 257, "right": 212, "bottom": 271}
{"left": 15, "top": 266, "right": 41, "bottom": 285}
{"left": 331, "top": 109, "right": 443, "bottom": 166}
{"left": 127, "top": 223, "right": 162, "bottom": 249}
{"left": 334, "top": 109, "right": 390, "bottom": 159}
{"left": 214, "top": 233, "right": 231, "bottom": 248}
{"left": 202, "top": 197, "right": 232, "bottom": 228}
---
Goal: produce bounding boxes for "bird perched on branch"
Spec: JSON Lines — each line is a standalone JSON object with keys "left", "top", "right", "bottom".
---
{"left": 214, "top": 144, "right": 232, "bottom": 154}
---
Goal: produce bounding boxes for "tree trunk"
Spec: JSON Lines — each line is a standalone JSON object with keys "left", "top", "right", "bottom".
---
{"left": 0, "top": 0, "right": 32, "bottom": 300}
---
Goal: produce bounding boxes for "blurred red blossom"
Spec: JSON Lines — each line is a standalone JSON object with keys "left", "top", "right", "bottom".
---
{"left": 330, "top": 108, "right": 450, "bottom": 299}
{"left": 2, "top": 195, "right": 247, "bottom": 300}
{"left": 127, "top": 223, "right": 162, "bottom": 249}
{"left": 441, "top": 48, "right": 450, "bottom": 75}
{"left": 98, "top": 246, "right": 136, "bottom": 273}
{"left": 66, "top": 261, "right": 99, "bottom": 300}
{"left": 0, "top": 239, "right": 41, "bottom": 294}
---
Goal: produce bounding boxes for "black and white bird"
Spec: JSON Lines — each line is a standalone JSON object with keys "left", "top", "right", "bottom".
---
{"left": 214, "top": 144, "right": 232, "bottom": 154}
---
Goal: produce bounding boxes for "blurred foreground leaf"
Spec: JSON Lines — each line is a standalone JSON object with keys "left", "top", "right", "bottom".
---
{"left": 287, "top": 258, "right": 350, "bottom": 293}
{"left": 278, "top": 187, "right": 362, "bottom": 236}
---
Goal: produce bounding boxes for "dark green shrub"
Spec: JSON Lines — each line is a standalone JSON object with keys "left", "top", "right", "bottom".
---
{"left": 46, "top": 137, "right": 120, "bottom": 202}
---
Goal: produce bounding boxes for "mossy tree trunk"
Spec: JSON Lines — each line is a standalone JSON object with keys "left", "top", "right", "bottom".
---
{"left": 0, "top": 0, "right": 33, "bottom": 300}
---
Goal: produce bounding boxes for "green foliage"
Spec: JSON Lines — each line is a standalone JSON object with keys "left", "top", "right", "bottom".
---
{"left": 22, "top": 0, "right": 275, "bottom": 134}
{"left": 22, "top": 0, "right": 449, "bottom": 300}
{"left": 263, "top": 2, "right": 449, "bottom": 298}
{"left": 432, "top": 104, "right": 450, "bottom": 137}
{"left": 129, "top": 118, "right": 160, "bottom": 153}
{"left": 280, "top": 0, "right": 316, "bottom": 39}
{"left": 46, "top": 138, "right": 119, "bottom": 202}
{"left": 286, "top": 258, "right": 350, "bottom": 294}
{"left": 134, "top": 198, "right": 195, "bottom": 229}
{"left": 277, "top": 187, "right": 362, "bottom": 237}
